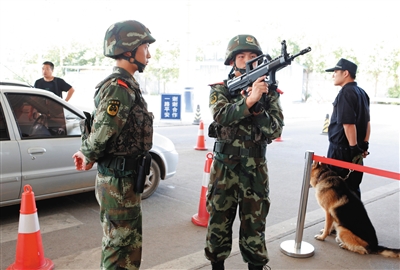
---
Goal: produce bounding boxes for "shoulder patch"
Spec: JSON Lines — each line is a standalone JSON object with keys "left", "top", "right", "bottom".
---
{"left": 208, "top": 82, "right": 224, "bottom": 86}
{"left": 210, "top": 92, "right": 218, "bottom": 105}
{"left": 117, "top": 79, "right": 128, "bottom": 89}
{"left": 107, "top": 100, "right": 120, "bottom": 116}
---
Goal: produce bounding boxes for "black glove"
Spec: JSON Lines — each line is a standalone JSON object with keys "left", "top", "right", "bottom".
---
{"left": 268, "top": 84, "right": 278, "bottom": 92}
{"left": 360, "top": 141, "right": 369, "bottom": 152}
{"left": 249, "top": 102, "right": 264, "bottom": 114}
{"left": 350, "top": 145, "right": 363, "bottom": 158}
{"left": 350, "top": 145, "right": 364, "bottom": 164}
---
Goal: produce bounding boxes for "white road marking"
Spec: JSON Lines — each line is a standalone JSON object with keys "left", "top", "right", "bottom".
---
{"left": 1, "top": 213, "right": 83, "bottom": 243}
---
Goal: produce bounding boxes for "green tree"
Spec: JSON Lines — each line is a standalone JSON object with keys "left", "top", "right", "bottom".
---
{"left": 279, "top": 38, "right": 316, "bottom": 101}
{"left": 332, "top": 48, "right": 359, "bottom": 66}
{"left": 25, "top": 41, "right": 112, "bottom": 76}
{"left": 145, "top": 42, "right": 180, "bottom": 94}
{"left": 386, "top": 48, "right": 400, "bottom": 98}
{"left": 364, "top": 44, "right": 387, "bottom": 97}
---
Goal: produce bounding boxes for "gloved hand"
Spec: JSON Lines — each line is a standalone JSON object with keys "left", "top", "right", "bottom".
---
{"left": 350, "top": 145, "right": 364, "bottom": 164}
{"left": 360, "top": 141, "right": 369, "bottom": 151}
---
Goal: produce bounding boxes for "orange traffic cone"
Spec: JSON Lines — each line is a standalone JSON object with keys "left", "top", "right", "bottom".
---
{"left": 192, "top": 152, "right": 213, "bottom": 227}
{"left": 194, "top": 120, "right": 208, "bottom": 150}
{"left": 7, "top": 185, "right": 54, "bottom": 270}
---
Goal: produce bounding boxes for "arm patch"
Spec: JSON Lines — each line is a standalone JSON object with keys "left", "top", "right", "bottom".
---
{"left": 107, "top": 100, "right": 120, "bottom": 116}
{"left": 210, "top": 92, "right": 218, "bottom": 105}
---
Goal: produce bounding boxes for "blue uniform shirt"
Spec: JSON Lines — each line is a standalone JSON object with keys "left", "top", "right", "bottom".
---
{"left": 328, "top": 82, "right": 370, "bottom": 146}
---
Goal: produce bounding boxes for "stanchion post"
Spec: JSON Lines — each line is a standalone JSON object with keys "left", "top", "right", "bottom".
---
{"left": 280, "top": 150, "right": 315, "bottom": 258}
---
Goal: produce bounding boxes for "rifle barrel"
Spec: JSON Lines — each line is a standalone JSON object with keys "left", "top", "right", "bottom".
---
{"left": 290, "top": 47, "right": 312, "bottom": 60}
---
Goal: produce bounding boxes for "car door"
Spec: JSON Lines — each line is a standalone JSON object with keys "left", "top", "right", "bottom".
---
{"left": 5, "top": 92, "right": 95, "bottom": 198}
{"left": 0, "top": 100, "right": 22, "bottom": 204}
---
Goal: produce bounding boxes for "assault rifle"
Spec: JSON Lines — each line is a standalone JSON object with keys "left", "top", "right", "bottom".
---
{"left": 227, "top": 40, "right": 311, "bottom": 96}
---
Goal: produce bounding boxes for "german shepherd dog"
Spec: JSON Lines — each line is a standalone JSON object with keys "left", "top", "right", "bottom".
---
{"left": 310, "top": 161, "right": 400, "bottom": 258}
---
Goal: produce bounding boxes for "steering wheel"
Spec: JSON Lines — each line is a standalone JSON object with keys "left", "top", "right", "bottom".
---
{"left": 29, "top": 114, "right": 51, "bottom": 137}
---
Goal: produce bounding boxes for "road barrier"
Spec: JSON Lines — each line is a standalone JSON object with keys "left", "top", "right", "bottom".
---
{"left": 313, "top": 155, "right": 400, "bottom": 180}
{"left": 192, "top": 104, "right": 201, "bottom": 125}
{"left": 192, "top": 152, "right": 213, "bottom": 227}
{"left": 7, "top": 185, "right": 54, "bottom": 270}
{"left": 280, "top": 151, "right": 400, "bottom": 258}
{"left": 321, "top": 114, "right": 329, "bottom": 134}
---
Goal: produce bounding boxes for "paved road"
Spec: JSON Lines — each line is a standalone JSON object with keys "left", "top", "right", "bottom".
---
{"left": 1, "top": 102, "right": 399, "bottom": 270}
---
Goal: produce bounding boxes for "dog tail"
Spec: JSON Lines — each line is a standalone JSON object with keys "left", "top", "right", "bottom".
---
{"left": 376, "top": 245, "right": 400, "bottom": 258}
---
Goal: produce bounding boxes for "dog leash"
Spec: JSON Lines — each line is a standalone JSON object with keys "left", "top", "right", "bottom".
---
{"left": 341, "top": 169, "right": 354, "bottom": 181}
{"left": 341, "top": 154, "right": 363, "bottom": 180}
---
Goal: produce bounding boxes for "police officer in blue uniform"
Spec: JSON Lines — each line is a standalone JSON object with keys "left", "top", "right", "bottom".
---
{"left": 325, "top": 58, "right": 370, "bottom": 199}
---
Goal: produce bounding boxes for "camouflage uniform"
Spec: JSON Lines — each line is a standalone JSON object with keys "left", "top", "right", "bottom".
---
{"left": 205, "top": 35, "right": 284, "bottom": 268}
{"left": 79, "top": 20, "right": 155, "bottom": 270}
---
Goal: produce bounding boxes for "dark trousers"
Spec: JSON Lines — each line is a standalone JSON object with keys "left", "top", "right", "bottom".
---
{"left": 327, "top": 143, "right": 363, "bottom": 199}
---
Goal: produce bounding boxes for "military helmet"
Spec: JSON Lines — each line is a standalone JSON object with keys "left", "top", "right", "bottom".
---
{"left": 224, "top": 35, "right": 262, "bottom": 65}
{"left": 104, "top": 20, "right": 156, "bottom": 58}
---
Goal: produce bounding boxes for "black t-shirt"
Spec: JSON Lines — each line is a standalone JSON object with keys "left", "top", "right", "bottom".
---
{"left": 34, "top": 77, "right": 72, "bottom": 98}
{"left": 328, "top": 82, "right": 370, "bottom": 145}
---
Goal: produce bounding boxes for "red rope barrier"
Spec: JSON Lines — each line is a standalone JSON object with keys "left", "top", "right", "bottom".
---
{"left": 313, "top": 155, "right": 400, "bottom": 181}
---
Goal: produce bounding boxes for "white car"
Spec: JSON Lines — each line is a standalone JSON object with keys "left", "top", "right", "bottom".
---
{"left": 0, "top": 82, "right": 178, "bottom": 207}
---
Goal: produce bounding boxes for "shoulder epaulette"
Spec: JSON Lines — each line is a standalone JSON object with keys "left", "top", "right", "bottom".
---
{"left": 117, "top": 79, "right": 129, "bottom": 89}
{"left": 208, "top": 82, "right": 224, "bottom": 86}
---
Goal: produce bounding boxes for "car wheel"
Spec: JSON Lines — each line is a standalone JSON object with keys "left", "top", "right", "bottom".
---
{"left": 142, "top": 159, "right": 161, "bottom": 199}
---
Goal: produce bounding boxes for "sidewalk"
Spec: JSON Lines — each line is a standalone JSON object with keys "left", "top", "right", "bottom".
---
{"left": 152, "top": 182, "right": 400, "bottom": 270}
{"left": 221, "top": 183, "right": 400, "bottom": 270}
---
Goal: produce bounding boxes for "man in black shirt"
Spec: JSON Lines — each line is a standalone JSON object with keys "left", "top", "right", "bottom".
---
{"left": 34, "top": 61, "right": 75, "bottom": 101}
{"left": 325, "top": 58, "right": 370, "bottom": 199}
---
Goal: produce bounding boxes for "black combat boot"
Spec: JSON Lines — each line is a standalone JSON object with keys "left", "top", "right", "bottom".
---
{"left": 211, "top": 260, "right": 225, "bottom": 270}
{"left": 248, "top": 263, "right": 271, "bottom": 270}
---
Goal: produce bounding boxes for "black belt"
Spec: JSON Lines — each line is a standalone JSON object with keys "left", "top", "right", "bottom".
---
{"left": 213, "top": 142, "right": 266, "bottom": 158}
{"left": 330, "top": 142, "right": 350, "bottom": 151}
{"left": 98, "top": 155, "right": 139, "bottom": 171}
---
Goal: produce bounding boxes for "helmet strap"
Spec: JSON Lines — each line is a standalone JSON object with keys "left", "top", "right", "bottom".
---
{"left": 228, "top": 67, "right": 235, "bottom": 79}
{"left": 233, "top": 61, "right": 246, "bottom": 75}
{"left": 120, "top": 49, "right": 146, "bottom": 73}
{"left": 132, "top": 58, "right": 146, "bottom": 73}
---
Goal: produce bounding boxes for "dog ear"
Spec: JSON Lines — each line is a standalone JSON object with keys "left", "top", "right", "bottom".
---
{"left": 311, "top": 161, "right": 317, "bottom": 167}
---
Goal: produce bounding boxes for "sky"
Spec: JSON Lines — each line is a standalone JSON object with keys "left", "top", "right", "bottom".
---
{"left": 0, "top": 0, "right": 399, "bottom": 91}
{"left": 1, "top": 0, "right": 399, "bottom": 58}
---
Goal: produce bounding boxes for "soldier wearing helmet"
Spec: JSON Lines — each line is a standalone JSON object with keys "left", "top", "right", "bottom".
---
{"left": 205, "top": 35, "right": 284, "bottom": 270}
{"left": 224, "top": 35, "right": 263, "bottom": 76}
{"left": 73, "top": 20, "right": 155, "bottom": 270}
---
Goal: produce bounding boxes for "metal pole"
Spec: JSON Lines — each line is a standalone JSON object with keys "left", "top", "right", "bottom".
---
{"left": 280, "top": 150, "right": 315, "bottom": 258}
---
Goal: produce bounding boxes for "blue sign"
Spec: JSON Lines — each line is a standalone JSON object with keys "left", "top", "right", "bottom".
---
{"left": 161, "top": 94, "right": 181, "bottom": 120}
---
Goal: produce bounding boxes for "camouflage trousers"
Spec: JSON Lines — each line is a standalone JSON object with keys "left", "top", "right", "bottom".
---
{"left": 205, "top": 156, "right": 270, "bottom": 265}
{"left": 95, "top": 173, "right": 142, "bottom": 270}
